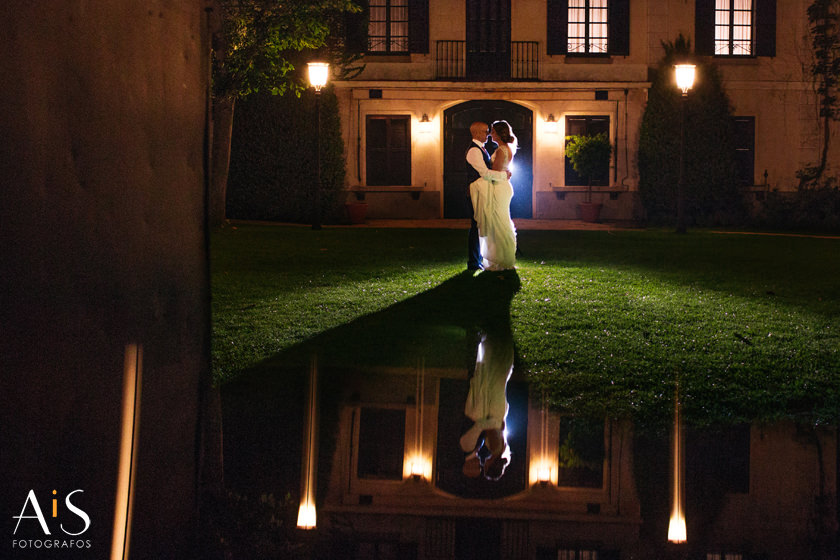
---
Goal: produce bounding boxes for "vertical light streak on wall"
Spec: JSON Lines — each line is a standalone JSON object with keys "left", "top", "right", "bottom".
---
{"left": 408, "top": 358, "right": 429, "bottom": 479}
{"left": 111, "top": 343, "right": 142, "bottom": 560}
{"left": 668, "top": 389, "right": 687, "bottom": 543}
{"left": 297, "top": 355, "right": 319, "bottom": 529}
{"left": 541, "top": 391, "right": 554, "bottom": 483}
{"left": 530, "top": 391, "right": 554, "bottom": 485}
{"left": 414, "top": 360, "right": 421, "bottom": 464}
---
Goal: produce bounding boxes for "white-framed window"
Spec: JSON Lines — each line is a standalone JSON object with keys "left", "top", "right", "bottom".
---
{"left": 568, "top": 0, "right": 608, "bottom": 54}
{"left": 714, "top": 0, "right": 753, "bottom": 56}
{"left": 369, "top": 0, "right": 409, "bottom": 53}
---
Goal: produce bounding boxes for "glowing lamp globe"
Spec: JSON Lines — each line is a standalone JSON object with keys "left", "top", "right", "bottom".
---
{"left": 674, "top": 64, "right": 696, "bottom": 95}
{"left": 308, "top": 62, "right": 329, "bottom": 92}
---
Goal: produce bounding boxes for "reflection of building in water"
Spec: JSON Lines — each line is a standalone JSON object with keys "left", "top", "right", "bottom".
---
{"left": 318, "top": 365, "right": 838, "bottom": 559}
{"left": 322, "top": 364, "right": 640, "bottom": 559}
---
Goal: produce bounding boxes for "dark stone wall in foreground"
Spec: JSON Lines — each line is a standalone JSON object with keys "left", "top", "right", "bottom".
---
{"left": 0, "top": 2, "right": 210, "bottom": 558}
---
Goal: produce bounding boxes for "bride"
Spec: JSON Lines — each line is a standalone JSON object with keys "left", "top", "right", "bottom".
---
{"left": 469, "top": 120, "right": 517, "bottom": 271}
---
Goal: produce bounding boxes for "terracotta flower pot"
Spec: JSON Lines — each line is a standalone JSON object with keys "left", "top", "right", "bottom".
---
{"left": 578, "top": 202, "right": 603, "bottom": 223}
{"left": 345, "top": 202, "right": 368, "bottom": 224}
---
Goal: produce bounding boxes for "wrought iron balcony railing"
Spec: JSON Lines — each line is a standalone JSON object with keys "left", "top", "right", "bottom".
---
{"left": 435, "top": 40, "right": 539, "bottom": 81}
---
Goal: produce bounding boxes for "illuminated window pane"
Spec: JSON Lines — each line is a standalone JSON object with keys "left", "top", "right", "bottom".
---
{"left": 566, "top": 0, "right": 610, "bottom": 54}
{"left": 569, "top": 7, "right": 586, "bottom": 22}
{"left": 714, "top": 0, "right": 752, "bottom": 56}
{"left": 367, "top": 0, "right": 409, "bottom": 53}
{"left": 392, "top": 36, "right": 408, "bottom": 52}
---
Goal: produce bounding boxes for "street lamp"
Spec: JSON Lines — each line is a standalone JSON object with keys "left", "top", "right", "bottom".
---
{"left": 674, "top": 63, "right": 695, "bottom": 234}
{"left": 308, "top": 62, "right": 329, "bottom": 230}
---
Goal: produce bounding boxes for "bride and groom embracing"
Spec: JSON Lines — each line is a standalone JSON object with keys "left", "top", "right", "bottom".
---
{"left": 465, "top": 120, "right": 518, "bottom": 272}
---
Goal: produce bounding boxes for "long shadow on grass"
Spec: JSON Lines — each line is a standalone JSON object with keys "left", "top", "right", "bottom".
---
{"left": 221, "top": 269, "right": 521, "bottom": 497}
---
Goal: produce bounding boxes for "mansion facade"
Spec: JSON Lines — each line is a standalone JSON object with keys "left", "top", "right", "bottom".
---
{"left": 332, "top": 0, "right": 838, "bottom": 221}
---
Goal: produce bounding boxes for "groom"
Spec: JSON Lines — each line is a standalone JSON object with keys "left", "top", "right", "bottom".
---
{"left": 465, "top": 121, "right": 509, "bottom": 271}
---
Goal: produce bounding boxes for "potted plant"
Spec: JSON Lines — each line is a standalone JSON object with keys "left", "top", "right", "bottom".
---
{"left": 344, "top": 199, "right": 368, "bottom": 224}
{"left": 565, "top": 132, "right": 612, "bottom": 222}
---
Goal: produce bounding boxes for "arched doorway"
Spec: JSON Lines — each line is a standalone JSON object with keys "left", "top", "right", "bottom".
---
{"left": 443, "top": 100, "right": 533, "bottom": 219}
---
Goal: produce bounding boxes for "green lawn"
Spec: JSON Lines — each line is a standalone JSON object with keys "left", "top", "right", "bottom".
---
{"left": 212, "top": 224, "right": 840, "bottom": 428}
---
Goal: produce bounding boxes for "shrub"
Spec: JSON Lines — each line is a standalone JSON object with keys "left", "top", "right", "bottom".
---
{"left": 565, "top": 133, "right": 612, "bottom": 203}
{"left": 226, "top": 87, "right": 346, "bottom": 223}
{"left": 638, "top": 35, "right": 745, "bottom": 226}
{"left": 752, "top": 183, "right": 840, "bottom": 232}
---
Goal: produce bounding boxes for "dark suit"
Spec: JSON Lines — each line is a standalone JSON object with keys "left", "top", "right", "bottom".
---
{"left": 465, "top": 141, "right": 492, "bottom": 270}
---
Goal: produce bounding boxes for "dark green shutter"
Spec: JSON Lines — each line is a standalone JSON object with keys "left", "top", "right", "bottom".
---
{"left": 345, "top": 0, "right": 369, "bottom": 54}
{"left": 608, "top": 0, "right": 630, "bottom": 56}
{"left": 546, "top": 0, "right": 568, "bottom": 55}
{"left": 695, "top": 0, "right": 714, "bottom": 55}
{"left": 409, "top": 0, "right": 429, "bottom": 53}
{"left": 755, "top": 0, "right": 776, "bottom": 57}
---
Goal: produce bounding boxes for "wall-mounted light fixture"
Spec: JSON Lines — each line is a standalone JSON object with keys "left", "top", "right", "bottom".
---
{"left": 545, "top": 113, "right": 558, "bottom": 134}
{"left": 419, "top": 113, "right": 432, "bottom": 134}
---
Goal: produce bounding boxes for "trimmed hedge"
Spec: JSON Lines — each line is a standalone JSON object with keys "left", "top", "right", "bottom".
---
{"left": 226, "top": 87, "right": 346, "bottom": 223}
{"left": 638, "top": 41, "right": 744, "bottom": 226}
{"left": 751, "top": 185, "right": 840, "bottom": 232}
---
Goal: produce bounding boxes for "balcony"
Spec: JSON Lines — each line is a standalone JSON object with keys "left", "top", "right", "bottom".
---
{"left": 436, "top": 41, "right": 539, "bottom": 81}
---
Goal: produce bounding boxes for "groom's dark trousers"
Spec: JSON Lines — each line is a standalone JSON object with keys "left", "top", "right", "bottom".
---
{"left": 465, "top": 141, "right": 493, "bottom": 270}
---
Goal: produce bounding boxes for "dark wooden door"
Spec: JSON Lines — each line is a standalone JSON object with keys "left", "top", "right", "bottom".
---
{"left": 465, "top": 0, "right": 511, "bottom": 80}
{"left": 443, "top": 100, "right": 533, "bottom": 219}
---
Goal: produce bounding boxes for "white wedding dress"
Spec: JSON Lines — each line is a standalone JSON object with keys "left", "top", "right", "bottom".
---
{"left": 469, "top": 145, "right": 517, "bottom": 271}
{"left": 459, "top": 330, "right": 514, "bottom": 456}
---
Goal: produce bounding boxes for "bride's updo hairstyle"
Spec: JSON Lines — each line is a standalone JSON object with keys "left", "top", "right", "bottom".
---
{"left": 492, "top": 120, "right": 517, "bottom": 146}
{"left": 492, "top": 120, "right": 517, "bottom": 153}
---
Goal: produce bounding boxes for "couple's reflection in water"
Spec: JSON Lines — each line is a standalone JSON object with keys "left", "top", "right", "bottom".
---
{"left": 459, "top": 327, "right": 513, "bottom": 482}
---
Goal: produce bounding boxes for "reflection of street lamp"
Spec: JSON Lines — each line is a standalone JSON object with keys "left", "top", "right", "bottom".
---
{"left": 308, "top": 62, "right": 329, "bottom": 230}
{"left": 674, "top": 63, "right": 695, "bottom": 234}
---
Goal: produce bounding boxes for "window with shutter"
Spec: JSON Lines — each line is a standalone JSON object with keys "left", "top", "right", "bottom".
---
{"left": 369, "top": 0, "right": 409, "bottom": 53}
{"left": 547, "top": 0, "right": 629, "bottom": 57}
{"left": 568, "top": 0, "right": 609, "bottom": 54}
{"left": 366, "top": 116, "right": 411, "bottom": 186}
{"left": 696, "top": 0, "right": 775, "bottom": 57}
{"left": 714, "top": 0, "right": 754, "bottom": 56}
{"left": 565, "top": 116, "right": 610, "bottom": 186}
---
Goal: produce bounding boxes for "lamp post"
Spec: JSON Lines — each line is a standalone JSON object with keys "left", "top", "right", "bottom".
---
{"left": 308, "top": 62, "right": 329, "bottom": 230}
{"left": 674, "top": 63, "right": 695, "bottom": 234}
